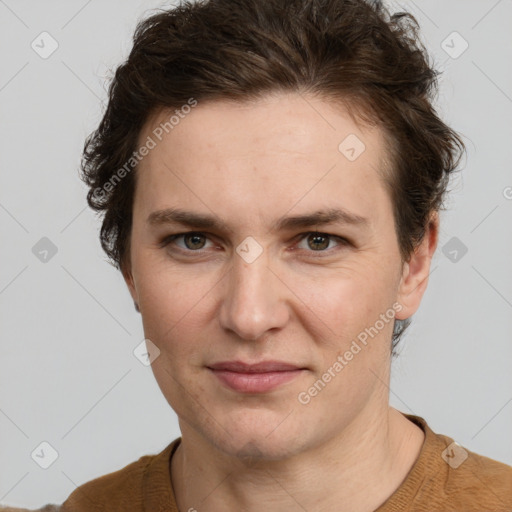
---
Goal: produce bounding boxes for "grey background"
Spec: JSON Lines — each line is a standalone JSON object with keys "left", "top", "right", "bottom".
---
{"left": 1, "top": 0, "right": 511, "bottom": 507}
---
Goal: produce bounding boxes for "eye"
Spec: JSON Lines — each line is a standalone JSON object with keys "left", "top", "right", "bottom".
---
{"left": 295, "top": 232, "right": 349, "bottom": 254}
{"left": 160, "top": 231, "right": 349, "bottom": 256}
{"left": 160, "top": 232, "right": 215, "bottom": 252}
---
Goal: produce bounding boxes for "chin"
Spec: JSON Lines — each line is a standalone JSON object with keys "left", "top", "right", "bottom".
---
{"left": 206, "top": 414, "right": 310, "bottom": 462}
{"left": 220, "top": 434, "right": 299, "bottom": 461}
{"left": 177, "top": 392, "right": 318, "bottom": 460}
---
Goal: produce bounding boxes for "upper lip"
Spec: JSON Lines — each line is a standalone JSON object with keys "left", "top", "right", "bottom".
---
{"left": 207, "top": 360, "right": 304, "bottom": 373}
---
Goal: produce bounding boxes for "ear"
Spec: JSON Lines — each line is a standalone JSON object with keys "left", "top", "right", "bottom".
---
{"left": 121, "top": 255, "right": 140, "bottom": 312}
{"left": 395, "top": 212, "right": 439, "bottom": 320}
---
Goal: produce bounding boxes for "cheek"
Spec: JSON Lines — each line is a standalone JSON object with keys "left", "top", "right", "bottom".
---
{"left": 136, "top": 251, "right": 203, "bottom": 321}
{"left": 300, "top": 276, "right": 396, "bottom": 411}
{"left": 301, "top": 265, "right": 399, "bottom": 369}
{"left": 306, "top": 265, "right": 394, "bottom": 325}
{"left": 137, "top": 268, "right": 211, "bottom": 414}
{"left": 135, "top": 261, "right": 221, "bottom": 366}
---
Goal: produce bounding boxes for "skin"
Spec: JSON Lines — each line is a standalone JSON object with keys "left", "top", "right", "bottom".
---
{"left": 123, "top": 91, "right": 438, "bottom": 512}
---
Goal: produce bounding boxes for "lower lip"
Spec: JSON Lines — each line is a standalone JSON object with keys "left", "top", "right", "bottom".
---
{"left": 209, "top": 369, "right": 305, "bottom": 393}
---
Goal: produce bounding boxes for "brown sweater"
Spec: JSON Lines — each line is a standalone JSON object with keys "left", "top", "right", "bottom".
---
{"left": 2, "top": 414, "right": 512, "bottom": 511}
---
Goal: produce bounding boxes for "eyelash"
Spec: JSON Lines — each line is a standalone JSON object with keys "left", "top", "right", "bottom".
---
{"left": 159, "top": 231, "right": 350, "bottom": 257}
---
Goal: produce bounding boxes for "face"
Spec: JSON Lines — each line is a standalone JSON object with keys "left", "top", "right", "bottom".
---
{"left": 124, "top": 92, "right": 435, "bottom": 460}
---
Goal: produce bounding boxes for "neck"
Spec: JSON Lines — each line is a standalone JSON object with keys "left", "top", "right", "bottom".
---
{"left": 171, "top": 405, "right": 425, "bottom": 512}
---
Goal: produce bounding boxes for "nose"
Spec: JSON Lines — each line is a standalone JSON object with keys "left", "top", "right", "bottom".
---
{"left": 218, "top": 246, "right": 290, "bottom": 341}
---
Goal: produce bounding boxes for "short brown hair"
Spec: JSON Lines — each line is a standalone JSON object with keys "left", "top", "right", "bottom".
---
{"left": 80, "top": 0, "right": 466, "bottom": 354}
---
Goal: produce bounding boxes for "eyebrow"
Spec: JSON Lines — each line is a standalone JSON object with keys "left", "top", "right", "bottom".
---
{"left": 146, "top": 207, "right": 369, "bottom": 233}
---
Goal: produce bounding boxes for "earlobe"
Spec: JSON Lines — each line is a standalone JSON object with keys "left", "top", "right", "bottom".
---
{"left": 396, "top": 212, "right": 439, "bottom": 320}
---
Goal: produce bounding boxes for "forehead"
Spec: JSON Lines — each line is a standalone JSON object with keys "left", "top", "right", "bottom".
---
{"left": 141, "top": 92, "right": 382, "bottom": 159}
{"left": 134, "top": 92, "right": 391, "bottom": 227}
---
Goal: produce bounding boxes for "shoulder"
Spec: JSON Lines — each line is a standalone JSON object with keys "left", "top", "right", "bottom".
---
{"left": 0, "top": 506, "right": 61, "bottom": 511}
{"left": 59, "top": 440, "right": 178, "bottom": 512}
{"left": 0, "top": 452, "right": 155, "bottom": 512}
{"left": 0, "top": 440, "right": 179, "bottom": 512}
{"left": 60, "top": 454, "right": 154, "bottom": 511}
{"left": 433, "top": 431, "right": 512, "bottom": 508}
{"left": 399, "top": 414, "right": 512, "bottom": 511}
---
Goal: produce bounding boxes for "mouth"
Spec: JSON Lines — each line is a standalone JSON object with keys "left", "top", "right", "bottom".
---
{"left": 207, "top": 360, "right": 307, "bottom": 393}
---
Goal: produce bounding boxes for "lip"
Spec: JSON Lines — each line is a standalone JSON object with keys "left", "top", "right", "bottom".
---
{"left": 207, "top": 360, "right": 307, "bottom": 393}
{"left": 208, "top": 360, "right": 304, "bottom": 373}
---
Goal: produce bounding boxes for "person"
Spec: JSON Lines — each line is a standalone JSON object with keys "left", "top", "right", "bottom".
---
{"left": 3, "top": 0, "right": 511, "bottom": 510}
